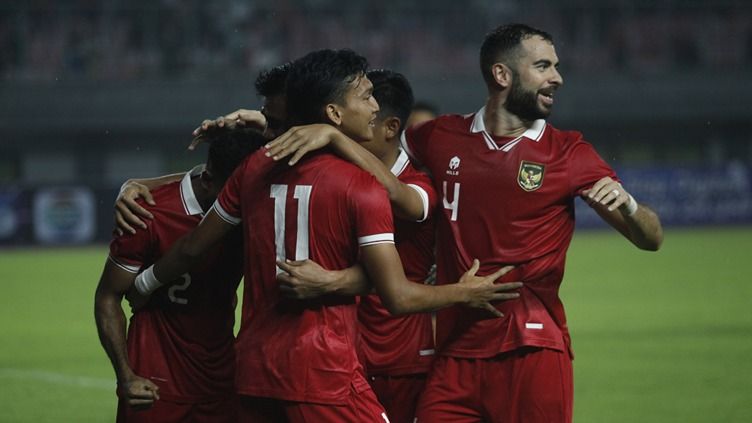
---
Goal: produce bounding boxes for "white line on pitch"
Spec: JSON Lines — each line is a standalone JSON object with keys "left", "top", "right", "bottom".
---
{"left": 0, "top": 368, "right": 114, "bottom": 390}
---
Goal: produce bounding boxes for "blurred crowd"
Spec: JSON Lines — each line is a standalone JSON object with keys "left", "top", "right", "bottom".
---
{"left": 1, "top": 0, "right": 751, "bottom": 81}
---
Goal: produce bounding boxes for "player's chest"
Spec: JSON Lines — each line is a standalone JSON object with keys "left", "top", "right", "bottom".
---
{"left": 427, "top": 138, "right": 568, "bottom": 198}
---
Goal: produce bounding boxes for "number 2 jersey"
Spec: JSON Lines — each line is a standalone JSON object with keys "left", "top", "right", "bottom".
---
{"left": 109, "top": 172, "right": 243, "bottom": 402}
{"left": 214, "top": 150, "right": 395, "bottom": 405}
{"left": 401, "top": 108, "right": 618, "bottom": 359}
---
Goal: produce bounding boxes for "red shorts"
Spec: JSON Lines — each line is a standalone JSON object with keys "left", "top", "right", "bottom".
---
{"left": 369, "top": 373, "right": 427, "bottom": 423}
{"left": 238, "top": 384, "right": 388, "bottom": 423}
{"left": 415, "top": 347, "right": 572, "bottom": 423}
{"left": 116, "top": 395, "right": 237, "bottom": 423}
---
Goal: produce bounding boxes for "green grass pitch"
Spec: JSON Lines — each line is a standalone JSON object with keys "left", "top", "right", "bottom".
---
{"left": 1, "top": 227, "right": 751, "bottom": 422}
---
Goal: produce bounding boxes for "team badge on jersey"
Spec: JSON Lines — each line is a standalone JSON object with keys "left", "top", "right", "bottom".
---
{"left": 518, "top": 161, "right": 545, "bottom": 191}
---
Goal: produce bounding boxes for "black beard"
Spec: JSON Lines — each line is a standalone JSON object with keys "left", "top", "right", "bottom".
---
{"left": 506, "top": 77, "right": 549, "bottom": 121}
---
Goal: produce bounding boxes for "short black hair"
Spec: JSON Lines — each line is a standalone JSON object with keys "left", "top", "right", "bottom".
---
{"left": 285, "top": 49, "right": 368, "bottom": 125}
{"left": 412, "top": 100, "right": 439, "bottom": 116}
{"left": 254, "top": 62, "right": 292, "bottom": 98}
{"left": 480, "top": 24, "right": 554, "bottom": 86}
{"left": 367, "top": 69, "right": 414, "bottom": 133}
{"left": 206, "top": 128, "right": 267, "bottom": 181}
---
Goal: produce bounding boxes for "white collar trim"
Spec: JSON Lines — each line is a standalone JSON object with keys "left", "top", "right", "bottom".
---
{"left": 470, "top": 106, "right": 547, "bottom": 151}
{"left": 390, "top": 148, "right": 410, "bottom": 177}
{"left": 180, "top": 169, "right": 204, "bottom": 216}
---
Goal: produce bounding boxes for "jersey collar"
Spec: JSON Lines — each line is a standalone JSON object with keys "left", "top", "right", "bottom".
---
{"left": 179, "top": 165, "right": 205, "bottom": 216}
{"left": 470, "top": 106, "right": 546, "bottom": 151}
{"left": 390, "top": 148, "right": 410, "bottom": 177}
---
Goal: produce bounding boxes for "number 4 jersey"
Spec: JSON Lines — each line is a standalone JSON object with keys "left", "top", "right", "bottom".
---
{"left": 109, "top": 171, "right": 243, "bottom": 402}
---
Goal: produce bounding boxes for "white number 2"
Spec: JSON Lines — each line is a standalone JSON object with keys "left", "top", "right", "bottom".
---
{"left": 270, "top": 184, "right": 312, "bottom": 273}
{"left": 168, "top": 273, "right": 191, "bottom": 305}
{"left": 442, "top": 181, "right": 460, "bottom": 221}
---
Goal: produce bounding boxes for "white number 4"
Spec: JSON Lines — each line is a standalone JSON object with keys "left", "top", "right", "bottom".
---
{"left": 442, "top": 181, "right": 460, "bottom": 221}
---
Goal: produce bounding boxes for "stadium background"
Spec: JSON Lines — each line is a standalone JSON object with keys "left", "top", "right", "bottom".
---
{"left": 0, "top": 0, "right": 751, "bottom": 421}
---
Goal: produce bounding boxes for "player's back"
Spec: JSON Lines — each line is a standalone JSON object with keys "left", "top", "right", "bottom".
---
{"left": 110, "top": 174, "right": 242, "bottom": 402}
{"left": 231, "top": 151, "right": 395, "bottom": 404}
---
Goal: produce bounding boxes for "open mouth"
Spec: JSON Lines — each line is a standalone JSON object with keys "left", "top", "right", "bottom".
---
{"left": 538, "top": 91, "right": 554, "bottom": 107}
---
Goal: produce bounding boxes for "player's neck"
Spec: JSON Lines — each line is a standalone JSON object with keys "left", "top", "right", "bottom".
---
{"left": 191, "top": 177, "right": 213, "bottom": 213}
{"left": 484, "top": 95, "right": 532, "bottom": 138}
{"left": 379, "top": 143, "right": 400, "bottom": 169}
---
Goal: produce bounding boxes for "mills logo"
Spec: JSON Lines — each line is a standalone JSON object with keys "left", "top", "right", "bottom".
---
{"left": 446, "top": 156, "right": 461, "bottom": 176}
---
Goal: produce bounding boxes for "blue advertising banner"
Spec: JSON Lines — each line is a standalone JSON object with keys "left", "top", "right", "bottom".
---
{"left": 576, "top": 164, "right": 752, "bottom": 228}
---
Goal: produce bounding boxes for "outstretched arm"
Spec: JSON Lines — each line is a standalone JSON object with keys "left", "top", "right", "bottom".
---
{"left": 94, "top": 260, "right": 160, "bottom": 409}
{"left": 583, "top": 177, "right": 663, "bottom": 251}
{"left": 266, "top": 125, "right": 428, "bottom": 221}
{"left": 359, "top": 243, "right": 522, "bottom": 316}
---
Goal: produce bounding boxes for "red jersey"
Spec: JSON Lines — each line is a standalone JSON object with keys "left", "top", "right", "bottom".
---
{"left": 214, "top": 150, "right": 395, "bottom": 405}
{"left": 109, "top": 172, "right": 242, "bottom": 402}
{"left": 357, "top": 149, "right": 438, "bottom": 376}
{"left": 401, "top": 108, "right": 618, "bottom": 359}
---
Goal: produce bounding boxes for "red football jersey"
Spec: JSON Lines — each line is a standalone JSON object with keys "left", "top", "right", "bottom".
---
{"left": 357, "top": 149, "right": 438, "bottom": 376}
{"left": 401, "top": 108, "right": 618, "bottom": 358}
{"left": 214, "top": 150, "right": 395, "bottom": 405}
{"left": 109, "top": 172, "right": 243, "bottom": 402}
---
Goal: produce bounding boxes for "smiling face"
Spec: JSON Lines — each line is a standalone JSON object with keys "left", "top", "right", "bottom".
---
{"left": 505, "top": 35, "right": 563, "bottom": 120}
{"left": 330, "top": 74, "right": 380, "bottom": 142}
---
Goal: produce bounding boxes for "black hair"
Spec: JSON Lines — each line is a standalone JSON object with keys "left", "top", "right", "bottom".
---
{"left": 480, "top": 24, "right": 554, "bottom": 86}
{"left": 412, "top": 100, "right": 439, "bottom": 116}
{"left": 285, "top": 49, "right": 368, "bottom": 125}
{"left": 206, "top": 128, "right": 267, "bottom": 181}
{"left": 254, "top": 62, "right": 292, "bottom": 98}
{"left": 366, "top": 69, "right": 414, "bottom": 132}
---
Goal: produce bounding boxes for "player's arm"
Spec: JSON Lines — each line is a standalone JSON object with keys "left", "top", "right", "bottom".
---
{"left": 132, "top": 209, "right": 234, "bottom": 298}
{"left": 277, "top": 259, "right": 372, "bottom": 299}
{"left": 360, "top": 243, "right": 522, "bottom": 316}
{"left": 190, "top": 109, "right": 267, "bottom": 150}
{"left": 115, "top": 172, "right": 187, "bottom": 235}
{"left": 94, "top": 260, "right": 160, "bottom": 409}
{"left": 266, "top": 124, "right": 428, "bottom": 221}
{"left": 583, "top": 177, "right": 663, "bottom": 251}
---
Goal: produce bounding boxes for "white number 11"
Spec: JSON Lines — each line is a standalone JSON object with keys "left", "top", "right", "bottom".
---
{"left": 270, "top": 184, "right": 312, "bottom": 273}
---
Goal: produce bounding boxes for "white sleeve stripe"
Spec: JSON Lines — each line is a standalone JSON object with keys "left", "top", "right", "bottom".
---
{"left": 407, "top": 183, "right": 430, "bottom": 222}
{"left": 108, "top": 256, "right": 140, "bottom": 274}
{"left": 211, "top": 200, "right": 241, "bottom": 225}
{"left": 399, "top": 131, "right": 415, "bottom": 161}
{"left": 358, "top": 233, "right": 394, "bottom": 246}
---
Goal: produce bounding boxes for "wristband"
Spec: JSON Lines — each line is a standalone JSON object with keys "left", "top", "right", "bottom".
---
{"left": 621, "top": 194, "right": 638, "bottom": 217}
{"left": 134, "top": 265, "right": 162, "bottom": 295}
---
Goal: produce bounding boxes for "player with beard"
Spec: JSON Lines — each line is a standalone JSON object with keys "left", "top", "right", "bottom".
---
{"left": 391, "top": 24, "right": 663, "bottom": 422}
{"left": 128, "top": 49, "right": 523, "bottom": 423}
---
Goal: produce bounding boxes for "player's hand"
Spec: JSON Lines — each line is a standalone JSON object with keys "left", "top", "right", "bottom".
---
{"left": 118, "top": 374, "right": 160, "bottom": 410}
{"left": 582, "top": 177, "right": 631, "bottom": 213}
{"left": 189, "top": 109, "right": 267, "bottom": 150}
{"left": 458, "top": 259, "right": 522, "bottom": 317}
{"left": 125, "top": 286, "right": 150, "bottom": 312}
{"left": 277, "top": 259, "right": 339, "bottom": 299}
{"left": 114, "top": 181, "right": 155, "bottom": 236}
{"left": 265, "top": 124, "right": 340, "bottom": 165}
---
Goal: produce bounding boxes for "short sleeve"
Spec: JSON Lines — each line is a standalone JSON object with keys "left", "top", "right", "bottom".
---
{"left": 215, "top": 149, "right": 278, "bottom": 225}
{"left": 567, "top": 135, "right": 619, "bottom": 196}
{"left": 400, "top": 119, "right": 437, "bottom": 168}
{"left": 401, "top": 167, "right": 438, "bottom": 222}
{"left": 109, "top": 226, "right": 152, "bottom": 273}
{"left": 348, "top": 174, "right": 395, "bottom": 247}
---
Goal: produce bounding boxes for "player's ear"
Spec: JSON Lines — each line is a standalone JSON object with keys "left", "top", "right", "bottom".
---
{"left": 325, "top": 104, "right": 343, "bottom": 126}
{"left": 492, "top": 63, "right": 513, "bottom": 89}
{"left": 384, "top": 116, "right": 401, "bottom": 139}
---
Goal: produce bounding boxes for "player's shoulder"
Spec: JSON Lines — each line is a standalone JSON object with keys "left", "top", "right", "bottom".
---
{"left": 543, "top": 123, "right": 587, "bottom": 147}
{"left": 140, "top": 180, "right": 183, "bottom": 217}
